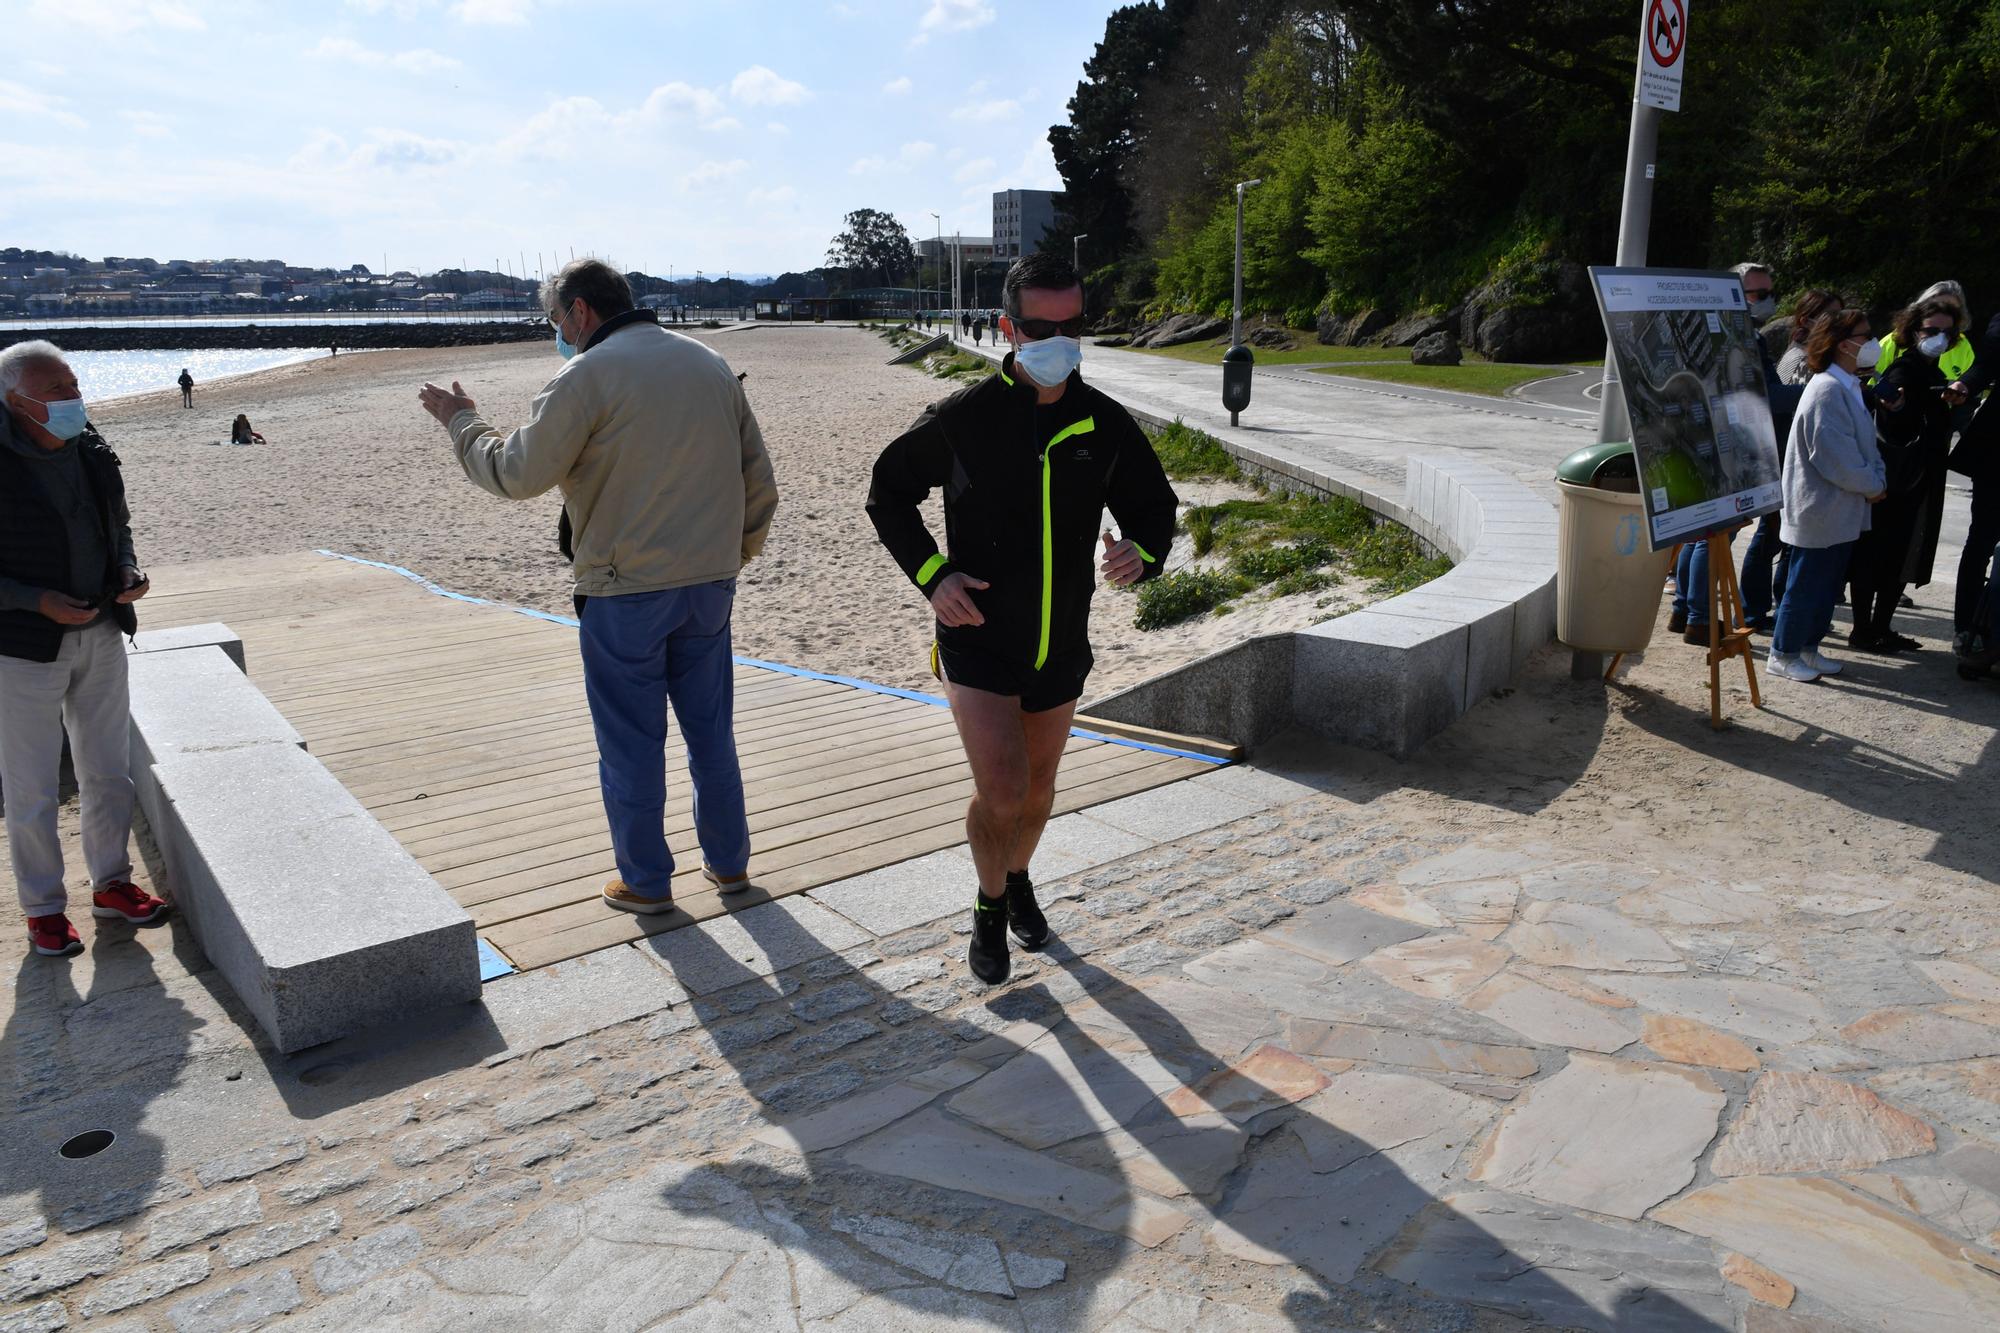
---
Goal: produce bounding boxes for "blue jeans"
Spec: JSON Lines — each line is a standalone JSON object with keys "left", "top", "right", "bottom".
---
{"left": 1739, "top": 513, "right": 1790, "bottom": 623}
{"left": 1673, "top": 543, "right": 1705, "bottom": 624}
{"left": 579, "top": 580, "right": 748, "bottom": 898}
{"left": 1773, "top": 543, "right": 1854, "bottom": 656}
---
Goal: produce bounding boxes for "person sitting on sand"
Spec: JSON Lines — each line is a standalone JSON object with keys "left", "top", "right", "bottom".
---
{"left": 230, "top": 414, "right": 266, "bottom": 446}
{"left": 419, "top": 258, "right": 779, "bottom": 919}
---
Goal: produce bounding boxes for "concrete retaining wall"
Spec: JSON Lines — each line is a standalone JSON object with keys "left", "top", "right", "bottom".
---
{"left": 1086, "top": 451, "right": 1557, "bottom": 758}
{"left": 126, "top": 636, "right": 480, "bottom": 1052}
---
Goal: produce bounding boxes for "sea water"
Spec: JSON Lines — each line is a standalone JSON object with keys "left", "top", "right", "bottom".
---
{"left": 65, "top": 347, "right": 332, "bottom": 404}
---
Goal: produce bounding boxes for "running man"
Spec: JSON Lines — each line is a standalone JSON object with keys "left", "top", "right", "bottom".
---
{"left": 867, "top": 252, "right": 1178, "bottom": 984}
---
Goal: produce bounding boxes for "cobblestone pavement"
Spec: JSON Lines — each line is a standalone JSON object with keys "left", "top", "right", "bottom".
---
{"left": 6, "top": 614, "right": 2000, "bottom": 1332}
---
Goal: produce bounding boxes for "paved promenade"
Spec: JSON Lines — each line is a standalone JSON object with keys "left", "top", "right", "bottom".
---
{"left": 4, "top": 340, "right": 1999, "bottom": 1331}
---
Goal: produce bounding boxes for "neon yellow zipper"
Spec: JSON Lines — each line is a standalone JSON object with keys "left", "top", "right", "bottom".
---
{"left": 1037, "top": 416, "right": 1097, "bottom": 668}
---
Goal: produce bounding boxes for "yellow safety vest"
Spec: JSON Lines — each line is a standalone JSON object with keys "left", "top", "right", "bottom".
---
{"left": 1875, "top": 331, "right": 1977, "bottom": 383}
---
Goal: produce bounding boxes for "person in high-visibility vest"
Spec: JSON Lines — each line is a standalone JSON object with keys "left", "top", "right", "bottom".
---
{"left": 1874, "top": 280, "right": 1977, "bottom": 384}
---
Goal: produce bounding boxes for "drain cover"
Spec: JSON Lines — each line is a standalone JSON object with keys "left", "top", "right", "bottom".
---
{"left": 59, "top": 1130, "right": 115, "bottom": 1159}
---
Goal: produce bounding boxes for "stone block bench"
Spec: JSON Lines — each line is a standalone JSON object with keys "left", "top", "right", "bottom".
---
{"left": 1084, "top": 451, "right": 1557, "bottom": 758}
{"left": 126, "top": 637, "right": 479, "bottom": 1052}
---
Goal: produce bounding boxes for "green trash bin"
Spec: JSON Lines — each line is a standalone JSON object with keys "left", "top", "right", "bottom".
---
{"left": 1555, "top": 442, "right": 1674, "bottom": 653}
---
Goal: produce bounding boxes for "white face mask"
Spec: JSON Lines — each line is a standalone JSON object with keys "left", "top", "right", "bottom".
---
{"left": 1918, "top": 331, "right": 1951, "bottom": 359}
{"left": 1851, "top": 337, "right": 1882, "bottom": 370}
{"left": 1747, "top": 296, "right": 1776, "bottom": 321}
{"left": 1014, "top": 335, "right": 1082, "bottom": 387}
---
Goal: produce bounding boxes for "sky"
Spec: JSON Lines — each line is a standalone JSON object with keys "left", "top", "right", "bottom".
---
{"left": 1, "top": 0, "right": 1128, "bottom": 278}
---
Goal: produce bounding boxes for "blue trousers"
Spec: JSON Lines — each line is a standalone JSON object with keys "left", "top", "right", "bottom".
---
{"left": 1675, "top": 539, "right": 1718, "bottom": 626}
{"left": 1739, "top": 513, "right": 1791, "bottom": 623}
{"left": 1773, "top": 543, "right": 1854, "bottom": 657}
{"left": 579, "top": 581, "right": 748, "bottom": 898}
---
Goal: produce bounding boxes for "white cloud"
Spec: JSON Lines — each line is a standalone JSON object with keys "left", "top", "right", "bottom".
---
{"left": 766, "top": 122, "right": 790, "bottom": 136}
{"left": 292, "top": 128, "right": 464, "bottom": 172}
{"left": 682, "top": 159, "right": 749, "bottom": 189}
{"left": 0, "top": 80, "right": 87, "bottom": 130}
{"left": 635, "top": 82, "right": 738, "bottom": 131}
{"left": 747, "top": 185, "right": 796, "bottom": 207}
{"left": 498, "top": 83, "right": 740, "bottom": 162}
{"left": 849, "top": 140, "right": 937, "bottom": 175}
{"left": 313, "top": 37, "right": 462, "bottom": 75}
{"left": 882, "top": 76, "right": 912, "bottom": 96}
{"left": 121, "top": 109, "right": 173, "bottom": 139}
{"left": 343, "top": 0, "right": 431, "bottom": 14}
{"left": 730, "top": 66, "right": 811, "bottom": 108}
{"left": 950, "top": 97, "right": 1020, "bottom": 124}
{"left": 953, "top": 156, "right": 994, "bottom": 184}
{"left": 451, "top": 0, "right": 533, "bottom": 23}
{"left": 36, "top": 0, "right": 204, "bottom": 35}
{"left": 912, "top": 0, "right": 993, "bottom": 45}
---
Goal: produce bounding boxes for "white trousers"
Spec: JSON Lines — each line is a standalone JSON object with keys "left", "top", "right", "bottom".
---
{"left": 0, "top": 621, "right": 135, "bottom": 916}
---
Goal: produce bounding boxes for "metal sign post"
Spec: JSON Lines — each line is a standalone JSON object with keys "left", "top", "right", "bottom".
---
{"left": 1596, "top": 0, "right": 1689, "bottom": 444}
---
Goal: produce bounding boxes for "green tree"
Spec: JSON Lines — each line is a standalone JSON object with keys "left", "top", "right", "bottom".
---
{"left": 824, "top": 209, "right": 916, "bottom": 288}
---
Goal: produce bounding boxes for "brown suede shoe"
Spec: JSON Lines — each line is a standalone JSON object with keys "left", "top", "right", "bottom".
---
{"left": 602, "top": 880, "right": 677, "bottom": 915}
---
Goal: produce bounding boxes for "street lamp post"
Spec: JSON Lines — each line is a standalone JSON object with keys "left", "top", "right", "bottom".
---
{"left": 929, "top": 211, "right": 941, "bottom": 326}
{"left": 1224, "top": 180, "right": 1263, "bottom": 426}
{"left": 1073, "top": 233, "right": 1088, "bottom": 273}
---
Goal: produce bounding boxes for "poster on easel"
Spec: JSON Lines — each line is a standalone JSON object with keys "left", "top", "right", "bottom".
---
{"left": 1589, "top": 266, "right": 1782, "bottom": 551}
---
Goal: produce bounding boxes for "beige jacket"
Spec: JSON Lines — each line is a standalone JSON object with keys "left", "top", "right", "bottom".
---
{"left": 450, "top": 316, "right": 779, "bottom": 598}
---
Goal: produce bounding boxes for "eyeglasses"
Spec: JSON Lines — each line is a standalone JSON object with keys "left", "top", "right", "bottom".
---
{"left": 1743, "top": 289, "right": 1773, "bottom": 301}
{"left": 1010, "top": 315, "right": 1087, "bottom": 340}
{"left": 1922, "top": 324, "right": 1955, "bottom": 336}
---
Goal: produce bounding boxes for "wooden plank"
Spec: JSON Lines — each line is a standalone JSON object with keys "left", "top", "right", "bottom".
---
{"left": 1071, "top": 714, "right": 1244, "bottom": 762}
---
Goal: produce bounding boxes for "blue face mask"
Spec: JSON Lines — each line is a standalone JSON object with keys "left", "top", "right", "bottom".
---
{"left": 19, "top": 394, "right": 88, "bottom": 440}
{"left": 553, "top": 302, "right": 579, "bottom": 360}
{"left": 1014, "top": 335, "right": 1082, "bottom": 387}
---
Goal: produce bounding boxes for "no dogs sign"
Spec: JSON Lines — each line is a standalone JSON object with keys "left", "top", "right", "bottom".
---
{"left": 1638, "top": 0, "right": 1688, "bottom": 112}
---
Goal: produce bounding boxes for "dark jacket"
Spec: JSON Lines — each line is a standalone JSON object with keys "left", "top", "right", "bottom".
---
{"left": 0, "top": 422, "right": 138, "bottom": 662}
{"left": 867, "top": 353, "right": 1178, "bottom": 670}
{"left": 1952, "top": 310, "right": 2000, "bottom": 480}
{"left": 1858, "top": 352, "right": 1952, "bottom": 588}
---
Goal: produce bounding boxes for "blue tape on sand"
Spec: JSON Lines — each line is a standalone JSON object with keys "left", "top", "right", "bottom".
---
{"left": 476, "top": 937, "right": 517, "bottom": 982}
{"left": 313, "top": 550, "right": 1229, "bottom": 766}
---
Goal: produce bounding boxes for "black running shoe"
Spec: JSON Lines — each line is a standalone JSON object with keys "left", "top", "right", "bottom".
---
{"left": 968, "top": 893, "right": 1010, "bottom": 984}
{"left": 1006, "top": 870, "right": 1049, "bottom": 949}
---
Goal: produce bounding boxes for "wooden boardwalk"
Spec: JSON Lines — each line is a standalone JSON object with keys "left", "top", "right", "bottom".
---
{"left": 137, "top": 552, "right": 1213, "bottom": 970}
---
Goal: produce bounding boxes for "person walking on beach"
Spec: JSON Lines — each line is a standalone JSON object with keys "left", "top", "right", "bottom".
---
{"left": 867, "top": 252, "right": 1178, "bottom": 985}
{"left": 176, "top": 368, "right": 194, "bottom": 408}
{"left": 419, "top": 258, "right": 779, "bottom": 916}
{"left": 0, "top": 341, "right": 167, "bottom": 958}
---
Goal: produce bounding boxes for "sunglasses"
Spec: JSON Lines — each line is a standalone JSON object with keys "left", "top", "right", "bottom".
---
{"left": 1743, "top": 289, "right": 1773, "bottom": 301}
{"left": 1010, "top": 315, "right": 1087, "bottom": 339}
{"left": 1922, "top": 324, "right": 1955, "bottom": 336}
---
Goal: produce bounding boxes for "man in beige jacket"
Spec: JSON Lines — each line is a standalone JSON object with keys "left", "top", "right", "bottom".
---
{"left": 420, "top": 259, "right": 778, "bottom": 915}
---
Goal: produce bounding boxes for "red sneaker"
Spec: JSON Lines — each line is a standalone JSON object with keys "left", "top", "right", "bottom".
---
{"left": 28, "top": 914, "right": 83, "bottom": 957}
{"left": 92, "top": 880, "right": 169, "bottom": 924}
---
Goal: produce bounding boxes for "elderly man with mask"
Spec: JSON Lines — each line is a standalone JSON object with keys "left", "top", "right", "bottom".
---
{"left": 419, "top": 260, "right": 778, "bottom": 918}
{"left": 0, "top": 340, "right": 167, "bottom": 958}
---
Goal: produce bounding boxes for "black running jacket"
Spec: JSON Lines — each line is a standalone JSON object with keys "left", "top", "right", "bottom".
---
{"left": 866, "top": 353, "right": 1179, "bottom": 670}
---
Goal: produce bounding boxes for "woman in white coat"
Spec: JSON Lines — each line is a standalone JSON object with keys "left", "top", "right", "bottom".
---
{"left": 1769, "top": 308, "right": 1888, "bottom": 682}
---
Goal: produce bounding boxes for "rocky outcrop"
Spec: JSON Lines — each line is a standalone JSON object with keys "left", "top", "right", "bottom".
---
{"left": 1378, "top": 312, "right": 1456, "bottom": 348}
{"left": 1457, "top": 260, "right": 1602, "bottom": 363}
{"left": 1140, "top": 313, "right": 1230, "bottom": 348}
{"left": 1248, "top": 326, "right": 1296, "bottom": 350}
{"left": 1316, "top": 307, "right": 1392, "bottom": 347}
{"left": 1410, "top": 331, "right": 1462, "bottom": 366}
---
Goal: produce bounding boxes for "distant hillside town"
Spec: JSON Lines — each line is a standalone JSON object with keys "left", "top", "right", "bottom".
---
{"left": 0, "top": 189, "right": 1059, "bottom": 321}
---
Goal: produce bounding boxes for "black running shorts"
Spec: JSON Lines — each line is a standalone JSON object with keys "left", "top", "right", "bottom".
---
{"left": 933, "top": 642, "right": 1092, "bottom": 713}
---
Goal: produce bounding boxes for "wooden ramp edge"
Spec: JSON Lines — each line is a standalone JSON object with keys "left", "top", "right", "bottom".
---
{"left": 141, "top": 551, "right": 1224, "bottom": 971}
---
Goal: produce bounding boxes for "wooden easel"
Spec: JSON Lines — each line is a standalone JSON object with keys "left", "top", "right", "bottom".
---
{"left": 1606, "top": 530, "right": 1761, "bottom": 728}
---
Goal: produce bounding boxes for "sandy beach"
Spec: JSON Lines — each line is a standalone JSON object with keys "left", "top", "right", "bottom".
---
{"left": 90, "top": 326, "right": 1361, "bottom": 703}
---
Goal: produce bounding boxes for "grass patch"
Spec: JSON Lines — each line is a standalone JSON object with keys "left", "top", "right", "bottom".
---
{"left": 1135, "top": 489, "right": 1449, "bottom": 628}
{"left": 1313, "top": 361, "right": 1590, "bottom": 397}
{"left": 922, "top": 351, "right": 992, "bottom": 382}
{"left": 1148, "top": 418, "right": 1240, "bottom": 481}
{"left": 1135, "top": 570, "right": 1250, "bottom": 630}
{"left": 1130, "top": 341, "right": 1409, "bottom": 366}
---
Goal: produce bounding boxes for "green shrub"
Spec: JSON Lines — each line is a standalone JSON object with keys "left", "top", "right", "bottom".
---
{"left": 1272, "top": 568, "right": 1335, "bottom": 597}
{"left": 1134, "top": 570, "right": 1248, "bottom": 629}
{"left": 1186, "top": 507, "right": 1216, "bottom": 557}
{"left": 1231, "top": 536, "right": 1333, "bottom": 582}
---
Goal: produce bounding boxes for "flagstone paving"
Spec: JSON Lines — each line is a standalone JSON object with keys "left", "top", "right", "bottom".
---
{"left": 9, "top": 675, "right": 2000, "bottom": 1330}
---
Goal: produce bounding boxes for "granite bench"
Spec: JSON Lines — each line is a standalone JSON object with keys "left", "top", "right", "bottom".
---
{"left": 125, "top": 638, "right": 479, "bottom": 1052}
